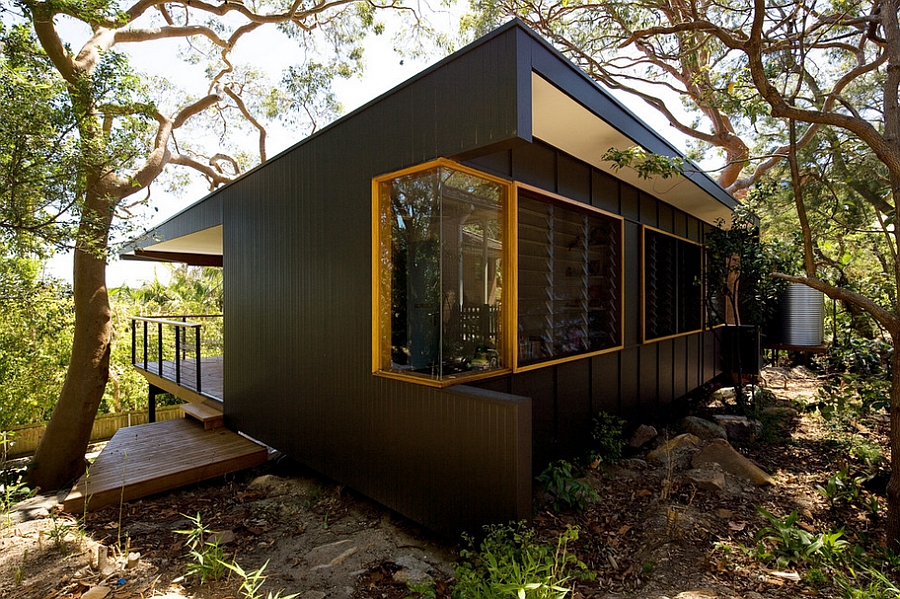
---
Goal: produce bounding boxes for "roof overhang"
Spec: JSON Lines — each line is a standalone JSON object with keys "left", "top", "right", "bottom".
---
{"left": 531, "top": 73, "right": 735, "bottom": 225}
{"left": 122, "top": 225, "right": 223, "bottom": 266}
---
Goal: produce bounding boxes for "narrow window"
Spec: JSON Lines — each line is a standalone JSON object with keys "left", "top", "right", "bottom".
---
{"left": 516, "top": 189, "right": 622, "bottom": 368}
{"left": 643, "top": 228, "right": 703, "bottom": 341}
{"left": 374, "top": 160, "right": 510, "bottom": 385}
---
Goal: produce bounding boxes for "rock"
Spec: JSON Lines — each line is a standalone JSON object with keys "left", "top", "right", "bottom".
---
{"left": 306, "top": 539, "right": 359, "bottom": 570}
{"left": 715, "top": 508, "right": 733, "bottom": 519}
{"left": 674, "top": 591, "right": 717, "bottom": 599}
{"left": 710, "top": 387, "right": 735, "bottom": 404}
{"left": 81, "top": 587, "right": 111, "bottom": 599}
{"left": 628, "top": 424, "right": 658, "bottom": 448}
{"left": 206, "top": 529, "right": 235, "bottom": 546}
{"left": 684, "top": 468, "right": 726, "bottom": 492}
{"left": 711, "top": 415, "right": 762, "bottom": 443}
{"left": 300, "top": 592, "right": 327, "bottom": 599}
{"left": 646, "top": 434, "right": 701, "bottom": 469}
{"left": 761, "top": 406, "right": 799, "bottom": 420}
{"left": 680, "top": 417, "right": 727, "bottom": 441}
{"left": 691, "top": 439, "right": 775, "bottom": 486}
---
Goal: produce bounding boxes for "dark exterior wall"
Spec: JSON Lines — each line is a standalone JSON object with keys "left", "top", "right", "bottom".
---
{"left": 466, "top": 140, "right": 722, "bottom": 465}
{"left": 220, "top": 26, "right": 533, "bottom": 537}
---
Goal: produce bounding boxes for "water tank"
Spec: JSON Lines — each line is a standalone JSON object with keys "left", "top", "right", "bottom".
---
{"left": 781, "top": 283, "right": 824, "bottom": 346}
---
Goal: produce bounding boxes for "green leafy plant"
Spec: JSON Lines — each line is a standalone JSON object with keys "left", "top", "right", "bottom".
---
{"left": 1, "top": 441, "right": 33, "bottom": 527}
{"left": 753, "top": 507, "right": 847, "bottom": 569}
{"left": 405, "top": 580, "right": 437, "bottom": 599}
{"left": 47, "top": 512, "right": 75, "bottom": 554}
{"left": 536, "top": 460, "right": 599, "bottom": 512}
{"left": 453, "top": 522, "right": 589, "bottom": 599}
{"left": 224, "top": 560, "right": 299, "bottom": 599}
{"left": 175, "top": 513, "right": 227, "bottom": 583}
{"left": 589, "top": 411, "right": 626, "bottom": 465}
{"left": 816, "top": 467, "right": 866, "bottom": 509}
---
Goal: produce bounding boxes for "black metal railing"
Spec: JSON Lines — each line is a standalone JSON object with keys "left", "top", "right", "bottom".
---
{"left": 131, "top": 315, "right": 223, "bottom": 399}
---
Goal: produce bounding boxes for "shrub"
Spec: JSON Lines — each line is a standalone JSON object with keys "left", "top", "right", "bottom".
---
{"left": 453, "top": 522, "right": 588, "bottom": 599}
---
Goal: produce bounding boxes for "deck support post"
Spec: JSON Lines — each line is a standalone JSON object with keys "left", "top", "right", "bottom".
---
{"left": 148, "top": 384, "right": 161, "bottom": 423}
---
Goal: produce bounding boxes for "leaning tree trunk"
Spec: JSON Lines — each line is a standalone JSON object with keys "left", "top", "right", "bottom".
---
{"left": 27, "top": 193, "right": 114, "bottom": 492}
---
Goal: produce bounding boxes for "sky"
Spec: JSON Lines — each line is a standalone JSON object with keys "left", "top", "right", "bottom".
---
{"left": 44, "top": 10, "right": 453, "bottom": 288}
{"left": 42, "top": 6, "right": 688, "bottom": 289}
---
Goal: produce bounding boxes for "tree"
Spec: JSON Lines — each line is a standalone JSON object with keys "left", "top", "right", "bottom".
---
{"left": 464, "top": 0, "right": 900, "bottom": 547}
{"left": 3, "top": 0, "right": 413, "bottom": 492}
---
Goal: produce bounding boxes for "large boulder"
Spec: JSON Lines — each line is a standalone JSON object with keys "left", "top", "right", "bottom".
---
{"left": 711, "top": 415, "right": 762, "bottom": 443}
{"left": 691, "top": 439, "right": 775, "bottom": 486}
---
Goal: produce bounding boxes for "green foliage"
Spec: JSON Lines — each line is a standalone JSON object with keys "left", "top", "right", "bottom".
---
{"left": 602, "top": 147, "right": 684, "bottom": 180}
{"left": 224, "top": 560, "right": 299, "bottom": 599}
{"left": 814, "top": 374, "right": 890, "bottom": 424}
{"left": 453, "top": 522, "right": 588, "bottom": 599}
{"left": 704, "top": 206, "right": 789, "bottom": 329}
{"left": 753, "top": 507, "right": 847, "bottom": 569}
{"left": 536, "top": 460, "right": 598, "bottom": 512}
{"left": 815, "top": 467, "right": 869, "bottom": 509}
{"left": 0, "top": 23, "right": 80, "bottom": 252}
{"left": 0, "top": 254, "right": 73, "bottom": 428}
{"left": 589, "top": 411, "right": 626, "bottom": 465}
{"left": 1, "top": 433, "right": 34, "bottom": 527}
{"left": 175, "top": 513, "right": 227, "bottom": 583}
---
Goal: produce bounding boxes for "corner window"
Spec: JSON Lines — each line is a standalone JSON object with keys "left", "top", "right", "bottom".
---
{"left": 373, "top": 160, "right": 510, "bottom": 385}
{"left": 642, "top": 228, "right": 703, "bottom": 340}
{"left": 516, "top": 188, "right": 622, "bottom": 368}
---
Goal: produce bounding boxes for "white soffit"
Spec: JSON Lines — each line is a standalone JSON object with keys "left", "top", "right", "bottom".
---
{"left": 531, "top": 73, "right": 733, "bottom": 226}
{"left": 142, "top": 225, "right": 223, "bottom": 255}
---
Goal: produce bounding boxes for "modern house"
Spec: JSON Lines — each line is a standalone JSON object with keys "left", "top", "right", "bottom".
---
{"left": 121, "top": 19, "right": 738, "bottom": 536}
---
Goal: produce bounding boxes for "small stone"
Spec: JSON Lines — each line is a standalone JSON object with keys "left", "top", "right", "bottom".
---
{"left": 91, "top": 544, "right": 108, "bottom": 572}
{"left": 673, "top": 591, "right": 717, "bottom": 599}
{"left": 681, "top": 416, "right": 728, "bottom": 440}
{"left": 628, "top": 424, "right": 658, "bottom": 448}
{"left": 692, "top": 439, "right": 775, "bottom": 486}
{"left": 81, "top": 586, "right": 111, "bottom": 599}
{"left": 684, "top": 468, "right": 726, "bottom": 492}
{"left": 716, "top": 508, "right": 733, "bottom": 519}
{"left": 710, "top": 387, "right": 736, "bottom": 404}
{"left": 206, "top": 530, "right": 235, "bottom": 546}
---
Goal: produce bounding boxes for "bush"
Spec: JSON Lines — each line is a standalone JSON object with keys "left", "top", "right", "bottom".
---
{"left": 589, "top": 411, "right": 626, "bottom": 465}
{"left": 453, "top": 522, "right": 589, "bottom": 599}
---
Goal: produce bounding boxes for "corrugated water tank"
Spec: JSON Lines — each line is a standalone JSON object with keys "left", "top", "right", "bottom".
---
{"left": 781, "top": 283, "right": 825, "bottom": 346}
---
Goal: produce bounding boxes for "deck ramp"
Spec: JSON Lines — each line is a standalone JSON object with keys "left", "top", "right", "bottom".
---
{"left": 64, "top": 416, "right": 267, "bottom": 513}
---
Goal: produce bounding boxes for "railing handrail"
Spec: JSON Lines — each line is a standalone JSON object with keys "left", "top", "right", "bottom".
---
{"left": 145, "top": 314, "right": 223, "bottom": 320}
{"left": 131, "top": 316, "right": 204, "bottom": 328}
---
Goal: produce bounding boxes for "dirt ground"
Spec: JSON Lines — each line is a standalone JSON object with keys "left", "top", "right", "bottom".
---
{"left": 0, "top": 365, "right": 894, "bottom": 599}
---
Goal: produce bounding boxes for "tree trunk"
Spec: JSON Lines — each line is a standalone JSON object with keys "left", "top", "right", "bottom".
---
{"left": 888, "top": 337, "right": 900, "bottom": 548}
{"left": 27, "top": 193, "right": 113, "bottom": 492}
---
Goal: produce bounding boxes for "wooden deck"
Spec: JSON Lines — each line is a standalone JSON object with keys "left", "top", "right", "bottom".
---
{"left": 63, "top": 416, "right": 267, "bottom": 513}
{"left": 135, "top": 356, "right": 223, "bottom": 402}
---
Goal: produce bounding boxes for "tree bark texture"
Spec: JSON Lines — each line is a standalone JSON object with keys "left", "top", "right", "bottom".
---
{"left": 27, "top": 194, "right": 113, "bottom": 491}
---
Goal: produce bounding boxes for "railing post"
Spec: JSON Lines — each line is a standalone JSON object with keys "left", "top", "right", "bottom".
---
{"left": 174, "top": 322, "right": 181, "bottom": 385}
{"left": 131, "top": 319, "right": 136, "bottom": 365}
{"left": 143, "top": 321, "right": 148, "bottom": 370}
{"left": 157, "top": 321, "right": 164, "bottom": 377}
{"left": 196, "top": 325, "right": 202, "bottom": 394}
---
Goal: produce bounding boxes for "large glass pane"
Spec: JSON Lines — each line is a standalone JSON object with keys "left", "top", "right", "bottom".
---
{"left": 378, "top": 164, "right": 505, "bottom": 382}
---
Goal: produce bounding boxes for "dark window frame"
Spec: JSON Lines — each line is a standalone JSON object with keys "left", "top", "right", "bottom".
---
{"left": 641, "top": 226, "right": 704, "bottom": 342}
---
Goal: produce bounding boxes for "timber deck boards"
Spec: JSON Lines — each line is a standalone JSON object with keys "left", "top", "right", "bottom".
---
{"left": 63, "top": 417, "right": 266, "bottom": 513}
{"left": 135, "top": 356, "right": 224, "bottom": 402}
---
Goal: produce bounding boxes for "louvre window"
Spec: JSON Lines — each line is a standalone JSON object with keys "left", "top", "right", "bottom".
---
{"left": 643, "top": 228, "right": 703, "bottom": 340}
{"left": 516, "top": 190, "right": 622, "bottom": 367}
